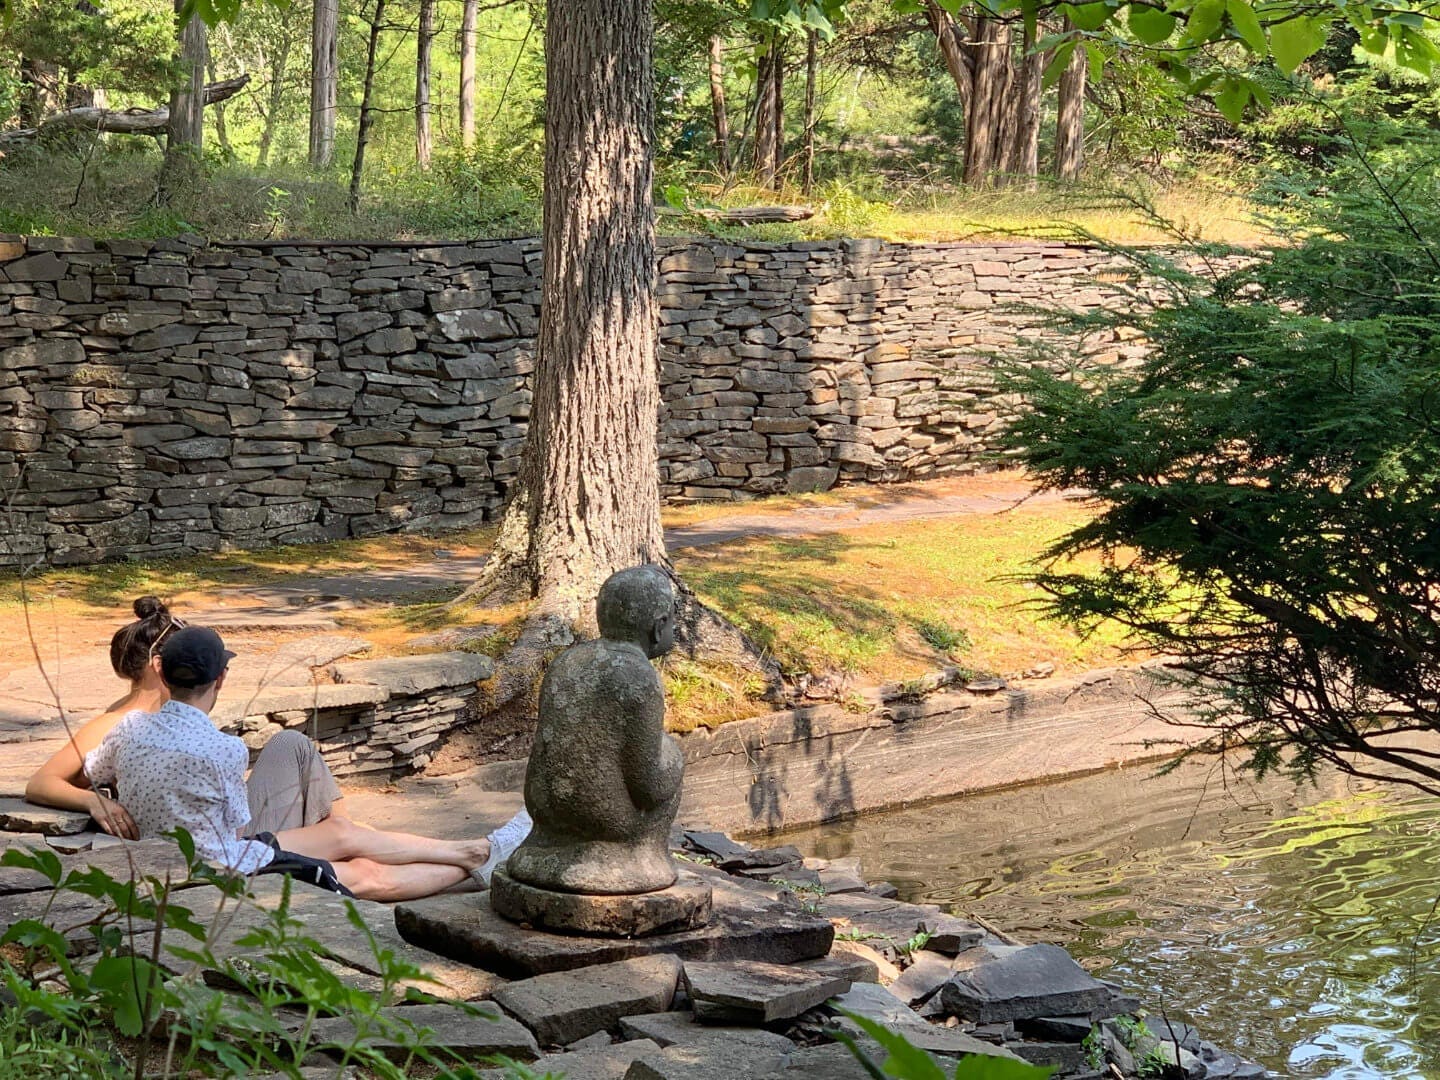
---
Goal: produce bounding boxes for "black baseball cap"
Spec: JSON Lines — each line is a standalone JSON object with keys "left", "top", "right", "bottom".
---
{"left": 160, "top": 627, "right": 236, "bottom": 689}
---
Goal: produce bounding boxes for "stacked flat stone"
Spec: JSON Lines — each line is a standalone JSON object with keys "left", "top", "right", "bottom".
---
{"left": 0, "top": 233, "right": 1181, "bottom": 567}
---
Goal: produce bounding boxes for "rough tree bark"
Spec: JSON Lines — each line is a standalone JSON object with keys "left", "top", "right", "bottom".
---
{"left": 753, "top": 36, "right": 784, "bottom": 189}
{"left": 460, "top": 0, "right": 479, "bottom": 147}
{"left": 349, "top": 0, "right": 387, "bottom": 212}
{"left": 159, "top": 0, "right": 208, "bottom": 204}
{"left": 708, "top": 34, "right": 730, "bottom": 174}
{"left": 416, "top": 0, "right": 436, "bottom": 168}
{"left": 1004, "top": 23, "right": 1047, "bottom": 185}
{"left": 309, "top": 0, "right": 340, "bottom": 167}
{"left": 460, "top": 0, "right": 664, "bottom": 626}
{"left": 801, "top": 29, "right": 817, "bottom": 196}
{"left": 1054, "top": 22, "right": 1087, "bottom": 181}
{"left": 923, "top": 0, "right": 1048, "bottom": 189}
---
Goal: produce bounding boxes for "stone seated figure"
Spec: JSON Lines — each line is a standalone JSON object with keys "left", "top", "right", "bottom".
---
{"left": 503, "top": 564, "right": 685, "bottom": 897}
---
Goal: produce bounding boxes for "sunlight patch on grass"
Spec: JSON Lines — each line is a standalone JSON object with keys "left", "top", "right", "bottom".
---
{"left": 676, "top": 504, "right": 1136, "bottom": 689}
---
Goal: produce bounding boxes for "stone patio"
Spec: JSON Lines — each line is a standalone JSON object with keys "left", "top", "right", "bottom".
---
{"left": 0, "top": 821, "right": 1269, "bottom": 1079}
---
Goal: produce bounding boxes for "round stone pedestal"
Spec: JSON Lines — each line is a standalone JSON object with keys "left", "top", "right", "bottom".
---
{"left": 490, "top": 868, "right": 714, "bottom": 937}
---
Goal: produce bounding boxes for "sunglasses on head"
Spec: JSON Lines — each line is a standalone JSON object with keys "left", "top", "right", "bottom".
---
{"left": 147, "top": 615, "right": 188, "bottom": 658}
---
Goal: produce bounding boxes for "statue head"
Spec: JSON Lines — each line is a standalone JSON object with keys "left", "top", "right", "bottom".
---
{"left": 597, "top": 565, "right": 676, "bottom": 659}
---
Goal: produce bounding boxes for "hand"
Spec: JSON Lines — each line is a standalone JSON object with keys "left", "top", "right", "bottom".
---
{"left": 89, "top": 793, "right": 138, "bottom": 840}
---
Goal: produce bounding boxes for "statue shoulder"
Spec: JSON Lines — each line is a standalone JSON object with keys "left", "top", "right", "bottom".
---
{"left": 544, "top": 639, "right": 659, "bottom": 689}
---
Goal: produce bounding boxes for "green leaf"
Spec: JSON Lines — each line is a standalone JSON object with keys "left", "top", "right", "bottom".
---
{"left": 891, "top": 0, "right": 925, "bottom": 11}
{"left": 1269, "top": 16, "right": 1327, "bottom": 72}
{"left": 1065, "top": 2, "right": 1113, "bottom": 31}
{"left": 90, "top": 955, "right": 161, "bottom": 1037}
{"left": 1127, "top": 4, "right": 1176, "bottom": 43}
{"left": 837, "top": 1011, "right": 949, "bottom": 1080}
{"left": 1214, "top": 76, "right": 1249, "bottom": 123}
{"left": 1225, "top": 0, "right": 1266, "bottom": 53}
{"left": 1183, "top": 0, "right": 1225, "bottom": 43}
{"left": 1085, "top": 41, "right": 1107, "bottom": 83}
{"left": 1043, "top": 40, "right": 1079, "bottom": 88}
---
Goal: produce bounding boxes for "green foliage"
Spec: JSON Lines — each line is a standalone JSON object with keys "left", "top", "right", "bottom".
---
{"left": 0, "top": 0, "right": 177, "bottom": 101}
{"left": 0, "top": 839, "right": 534, "bottom": 1079}
{"left": 833, "top": 1010, "right": 1055, "bottom": 1079}
{"left": 996, "top": 137, "right": 1440, "bottom": 794}
{"left": 914, "top": 618, "right": 971, "bottom": 654}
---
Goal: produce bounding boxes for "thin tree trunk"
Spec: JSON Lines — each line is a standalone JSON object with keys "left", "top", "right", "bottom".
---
{"left": 159, "top": 0, "right": 208, "bottom": 204}
{"left": 207, "top": 60, "right": 233, "bottom": 158}
{"left": 1004, "top": 23, "right": 1046, "bottom": 185}
{"left": 309, "top": 0, "right": 339, "bottom": 167}
{"left": 753, "top": 37, "right": 779, "bottom": 187}
{"left": 349, "top": 0, "right": 386, "bottom": 213}
{"left": 460, "top": 0, "right": 478, "bottom": 147}
{"left": 801, "top": 29, "right": 817, "bottom": 196}
{"left": 1055, "top": 22, "right": 1087, "bottom": 182}
{"left": 468, "top": 0, "right": 662, "bottom": 624}
{"left": 769, "top": 41, "right": 784, "bottom": 190}
{"left": 257, "top": 31, "right": 293, "bottom": 167}
{"left": 708, "top": 34, "right": 730, "bottom": 174}
{"left": 416, "top": 0, "right": 435, "bottom": 168}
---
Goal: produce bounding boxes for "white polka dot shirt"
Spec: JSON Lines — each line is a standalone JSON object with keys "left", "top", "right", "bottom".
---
{"left": 84, "top": 700, "right": 275, "bottom": 874}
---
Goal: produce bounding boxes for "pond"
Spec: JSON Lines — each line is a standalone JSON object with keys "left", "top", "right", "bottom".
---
{"left": 783, "top": 759, "right": 1440, "bottom": 1079}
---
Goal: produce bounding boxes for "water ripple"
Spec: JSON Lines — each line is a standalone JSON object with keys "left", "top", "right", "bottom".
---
{"left": 784, "top": 763, "right": 1440, "bottom": 1078}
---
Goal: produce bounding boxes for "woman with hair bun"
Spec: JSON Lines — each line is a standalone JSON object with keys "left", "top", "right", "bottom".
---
{"left": 25, "top": 596, "right": 180, "bottom": 839}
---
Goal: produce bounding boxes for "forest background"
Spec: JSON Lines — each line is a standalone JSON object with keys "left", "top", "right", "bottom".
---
{"left": 3, "top": 0, "right": 1436, "bottom": 244}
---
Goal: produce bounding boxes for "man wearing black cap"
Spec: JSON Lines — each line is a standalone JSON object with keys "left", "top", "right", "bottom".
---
{"left": 84, "top": 625, "right": 530, "bottom": 901}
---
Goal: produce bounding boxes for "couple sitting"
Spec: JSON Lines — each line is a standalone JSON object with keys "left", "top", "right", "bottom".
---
{"left": 25, "top": 598, "right": 530, "bottom": 902}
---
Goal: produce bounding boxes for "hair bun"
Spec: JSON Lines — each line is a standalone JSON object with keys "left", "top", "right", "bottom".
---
{"left": 133, "top": 596, "right": 168, "bottom": 621}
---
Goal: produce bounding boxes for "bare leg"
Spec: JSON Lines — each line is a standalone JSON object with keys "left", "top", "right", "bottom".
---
{"left": 332, "top": 857, "right": 469, "bottom": 903}
{"left": 274, "top": 816, "right": 491, "bottom": 871}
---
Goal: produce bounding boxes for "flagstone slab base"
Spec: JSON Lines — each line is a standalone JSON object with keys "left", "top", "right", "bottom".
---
{"left": 397, "top": 871, "right": 831, "bottom": 979}
{"left": 490, "top": 868, "right": 713, "bottom": 938}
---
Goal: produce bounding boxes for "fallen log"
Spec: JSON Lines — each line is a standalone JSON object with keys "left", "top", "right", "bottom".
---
{"left": 659, "top": 204, "right": 816, "bottom": 225}
{"left": 0, "top": 75, "right": 250, "bottom": 146}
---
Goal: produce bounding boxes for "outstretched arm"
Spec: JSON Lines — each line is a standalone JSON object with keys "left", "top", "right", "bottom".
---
{"left": 26, "top": 710, "right": 139, "bottom": 840}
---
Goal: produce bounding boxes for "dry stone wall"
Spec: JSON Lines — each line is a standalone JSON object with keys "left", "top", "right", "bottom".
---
{"left": 0, "top": 234, "right": 1143, "bottom": 567}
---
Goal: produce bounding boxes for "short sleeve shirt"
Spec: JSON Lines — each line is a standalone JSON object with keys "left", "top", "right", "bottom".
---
{"left": 84, "top": 700, "right": 274, "bottom": 874}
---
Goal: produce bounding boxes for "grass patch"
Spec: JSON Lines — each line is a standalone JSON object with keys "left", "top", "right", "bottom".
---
{"left": 675, "top": 504, "right": 1135, "bottom": 688}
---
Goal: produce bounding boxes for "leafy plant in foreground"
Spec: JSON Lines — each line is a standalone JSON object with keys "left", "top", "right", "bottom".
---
{"left": 0, "top": 837, "right": 529, "bottom": 1078}
{"left": 833, "top": 1010, "right": 1054, "bottom": 1080}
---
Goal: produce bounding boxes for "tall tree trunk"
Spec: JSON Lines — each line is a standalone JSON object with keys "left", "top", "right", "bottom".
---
{"left": 460, "top": 0, "right": 479, "bottom": 147}
{"left": 708, "top": 34, "right": 730, "bottom": 174}
{"left": 257, "top": 30, "right": 293, "bottom": 167}
{"left": 801, "top": 29, "right": 817, "bottom": 196}
{"left": 962, "top": 16, "right": 1012, "bottom": 187}
{"left": 753, "top": 37, "right": 780, "bottom": 187}
{"left": 416, "top": 0, "right": 436, "bottom": 168}
{"left": 1055, "top": 23, "right": 1086, "bottom": 182}
{"left": 464, "top": 0, "right": 662, "bottom": 624}
{"left": 753, "top": 36, "right": 785, "bottom": 190}
{"left": 349, "top": 0, "right": 386, "bottom": 212}
{"left": 1004, "top": 23, "right": 1046, "bottom": 185}
{"left": 309, "top": 0, "right": 339, "bottom": 167}
{"left": 159, "top": 0, "right": 208, "bottom": 204}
